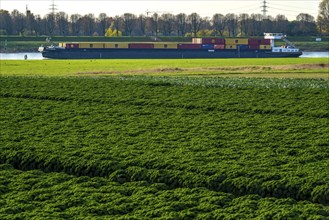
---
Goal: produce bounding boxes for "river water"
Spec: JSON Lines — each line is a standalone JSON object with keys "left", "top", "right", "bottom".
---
{"left": 0, "top": 52, "right": 328, "bottom": 60}
{"left": 300, "top": 52, "right": 329, "bottom": 58}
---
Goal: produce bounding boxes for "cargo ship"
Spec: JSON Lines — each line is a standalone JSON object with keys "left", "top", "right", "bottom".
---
{"left": 38, "top": 33, "right": 302, "bottom": 59}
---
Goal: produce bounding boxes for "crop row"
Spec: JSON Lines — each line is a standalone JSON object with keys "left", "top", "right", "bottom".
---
{"left": 1, "top": 164, "right": 329, "bottom": 219}
{"left": 1, "top": 76, "right": 328, "bottom": 208}
{"left": 1, "top": 76, "right": 328, "bottom": 117}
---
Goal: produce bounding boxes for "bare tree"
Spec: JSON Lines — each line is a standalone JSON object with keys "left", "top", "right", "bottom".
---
{"left": 45, "top": 13, "right": 56, "bottom": 36}
{"left": 25, "top": 10, "right": 37, "bottom": 35}
{"left": 238, "top": 13, "right": 249, "bottom": 36}
{"left": 33, "top": 15, "right": 42, "bottom": 36}
{"left": 122, "top": 13, "right": 136, "bottom": 36}
{"left": 160, "top": 13, "right": 175, "bottom": 36}
{"left": 274, "top": 14, "right": 289, "bottom": 34}
{"left": 175, "top": 13, "right": 187, "bottom": 36}
{"left": 261, "top": 16, "right": 274, "bottom": 33}
{"left": 80, "top": 14, "right": 96, "bottom": 36}
{"left": 0, "top": 10, "right": 13, "bottom": 35}
{"left": 56, "top": 12, "right": 69, "bottom": 36}
{"left": 98, "top": 13, "right": 110, "bottom": 36}
{"left": 150, "top": 13, "right": 160, "bottom": 36}
{"left": 212, "top": 13, "right": 225, "bottom": 36}
{"left": 113, "top": 16, "right": 122, "bottom": 36}
{"left": 249, "top": 13, "right": 263, "bottom": 36}
{"left": 201, "top": 17, "right": 212, "bottom": 31}
{"left": 70, "top": 14, "right": 81, "bottom": 35}
{"left": 188, "top": 13, "right": 201, "bottom": 37}
{"left": 317, "top": 0, "right": 329, "bottom": 35}
{"left": 11, "top": 9, "right": 26, "bottom": 35}
{"left": 225, "top": 13, "right": 238, "bottom": 37}
{"left": 138, "top": 14, "right": 146, "bottom": 36}
{"left": 0, "top": 8, "right": 325, "bottom": 37}
{"left": 295, "top": 13, "right": 317, "bottom": 35}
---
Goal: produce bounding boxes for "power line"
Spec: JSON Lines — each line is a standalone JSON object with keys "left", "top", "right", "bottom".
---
{"left": 270, "top": 2, "right": 316, "bottom": 11}
{"left": 235, "top": 7, "right": 263, "bottom": 15}
{"left": 269, "top": 10, "right": 300, "bottom": 18}
{"left": 49, "top": 0, "right": 57, "bottom": 14}
{"left": 270, "top": 7, "right": 314, "bottom": 18}
{"left": 261, "top": 0, "right": 268, "bottom": 18}
{"left": 219, "top": 4, "right": 261, "bottom": 14}
{"left": 270, "top": 6, "right": 313, "bottom": 14}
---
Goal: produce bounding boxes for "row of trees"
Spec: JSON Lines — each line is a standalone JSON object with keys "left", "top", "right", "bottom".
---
{"left": 0, "top": 0, "right": 328, "bottom": 37}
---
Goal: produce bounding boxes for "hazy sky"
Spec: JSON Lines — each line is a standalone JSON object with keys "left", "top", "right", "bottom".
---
{"left": 0, "top": 0, "right": 320, "bottom": 20}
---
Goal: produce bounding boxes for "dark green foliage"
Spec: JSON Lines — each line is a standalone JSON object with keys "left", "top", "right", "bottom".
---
{"left": 1, "top": 164, "right": 328, "bottom": 219}
{"left": 0, "top": 76, "right": 329, "bottom": 218}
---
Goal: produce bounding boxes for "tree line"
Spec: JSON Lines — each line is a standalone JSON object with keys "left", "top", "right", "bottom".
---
{"left": 0, "top": 0, "right": 328, "bottom": 37}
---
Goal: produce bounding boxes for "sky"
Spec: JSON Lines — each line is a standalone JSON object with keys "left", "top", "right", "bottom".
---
{"left": 0, "top": 0, "right": 321, "bottom": 21}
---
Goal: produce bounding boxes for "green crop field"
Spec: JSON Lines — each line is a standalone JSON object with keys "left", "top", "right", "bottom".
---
{"left": 0, "top": 59, "right": 329, "bottom": 219}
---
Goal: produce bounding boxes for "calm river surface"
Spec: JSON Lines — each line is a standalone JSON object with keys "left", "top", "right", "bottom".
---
{"left": 0, "top": 52, "right": 328, "bottom": 60}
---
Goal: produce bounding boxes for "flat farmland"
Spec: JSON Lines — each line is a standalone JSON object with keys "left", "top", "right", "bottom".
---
{"left": 0, "top": 59, "right": 328, "bottom": 219}
{"left": 1, "top": 58, "right": 328, "bottom": 77}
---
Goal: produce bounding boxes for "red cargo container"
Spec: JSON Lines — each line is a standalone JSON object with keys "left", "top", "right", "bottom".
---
{"left": 214, "top": 44, "right": 225, "bottom": 49}
{"left": 214, "top": 38, "right": 225, "bottom": 44}
{"left": 248, "top": 39, "right": 271, "bottom": 46}
{"left": 248, "top": 38, "right": 261, "bottom": 45}
{"left": 200, "top": 38, "right": 212, "bottom": 44}
{"left": 249, "top": 45, "right": 260, "bottom": 49}
{"left": 260, "top": 39, "right": 271, "bottom": 45}
{"left": 128, "top": 43, "right": 154, "bottom": 49}
{"left": 200, "top": 38, "right": 225, "bottom": 44}
{"left": 178, "top": 44, "right": 202, "bottom": 49}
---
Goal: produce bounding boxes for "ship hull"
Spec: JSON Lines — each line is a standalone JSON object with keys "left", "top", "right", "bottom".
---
{"left": 41, "top": 48, "right": 302, "bottom": 59}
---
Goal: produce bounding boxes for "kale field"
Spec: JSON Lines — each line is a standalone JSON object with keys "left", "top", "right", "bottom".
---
{"left": 0, "top": 61, "right": 329, "bottom": 218}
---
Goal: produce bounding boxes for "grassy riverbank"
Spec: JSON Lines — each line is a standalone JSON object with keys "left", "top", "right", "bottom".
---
{"left": 1, "top": 58, "right": 328, "bottom": 78}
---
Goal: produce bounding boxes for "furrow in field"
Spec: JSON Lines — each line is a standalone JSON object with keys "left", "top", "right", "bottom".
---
{"left": 1, "top": 92, "right": 328, "bottom": 119}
